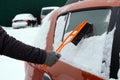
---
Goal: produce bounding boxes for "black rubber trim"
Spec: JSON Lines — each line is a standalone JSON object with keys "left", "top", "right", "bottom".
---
{"left": 109, "top": 7, "right": 120, "bottom": 79}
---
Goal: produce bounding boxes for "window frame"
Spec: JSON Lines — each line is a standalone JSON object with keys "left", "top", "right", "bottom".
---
{"left": 59, "top": 7, "right": 112, "bottom": 41}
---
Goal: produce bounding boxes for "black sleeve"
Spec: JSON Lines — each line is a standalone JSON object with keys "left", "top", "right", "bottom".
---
{"left": 0, "top": 27, "right": 46, "bottom": 64}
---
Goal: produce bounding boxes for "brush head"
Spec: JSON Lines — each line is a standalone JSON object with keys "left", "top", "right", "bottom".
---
{"left": 72, "top": 23, "right": 93, "bottom": 45}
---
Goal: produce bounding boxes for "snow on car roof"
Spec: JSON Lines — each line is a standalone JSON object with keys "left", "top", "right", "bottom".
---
{"left": 42, "top": 6, "right": 59, "bottom": 10}
{"left": 12, "top": 13, "right": 36, "bottom": 21}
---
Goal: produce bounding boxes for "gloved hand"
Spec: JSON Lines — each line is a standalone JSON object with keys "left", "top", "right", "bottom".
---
{"left": 44, "top": 51, "right": 61, "bottom": 67}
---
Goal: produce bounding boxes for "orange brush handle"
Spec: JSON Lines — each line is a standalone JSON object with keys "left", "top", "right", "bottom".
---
{"left": 56, "top": 20, "right": 87, "bottom": 52}
{"left": 41, "top": 21, "right": 87, "bottom": 71}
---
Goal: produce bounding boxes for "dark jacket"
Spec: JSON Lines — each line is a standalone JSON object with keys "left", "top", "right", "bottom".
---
{"left": 0, "top": 27, "right": 46, "bottom": 64}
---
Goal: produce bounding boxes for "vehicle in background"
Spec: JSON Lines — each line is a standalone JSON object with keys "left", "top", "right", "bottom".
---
{"left": 65, "top": 0, "right": 79, "bottom": 5}
{"left": 40, "top": 6, "right": 59, "bottom": 23}
{"left": 12, "top": 13, "right": 37, "bottom": 29}
{"left": 25, "top": 0, "right": 120, "bottom": 80}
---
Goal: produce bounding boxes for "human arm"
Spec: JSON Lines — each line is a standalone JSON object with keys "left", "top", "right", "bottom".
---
{"left": 0, "top": 27, "right": 60, "bottom": 66}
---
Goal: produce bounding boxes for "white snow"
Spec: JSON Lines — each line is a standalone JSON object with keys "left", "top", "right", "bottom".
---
{"left": 0, "top": 25, "right": 50, "bottom": 80}
{"left": 0, "top": 11, "right": 119, "bottom": 80}
{"left": 0, "top": 56, "right": 25, "bottom": 80}
{"left": 12, "top": 13, "right": 36, "bottom": 21}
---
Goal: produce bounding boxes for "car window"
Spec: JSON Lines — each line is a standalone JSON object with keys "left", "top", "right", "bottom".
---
{"left": 42, "top": 9, "right": 54, "bottom": 15}
{"left": 54, "top": 9, "right": 111, "bottom": 49}
{"left": 65, "top": 9, "right": 111, "bottom": 36}
{"left": 53, "top": 8, "right": 112, "bottom": 74}
{"left": 53, "top": 14, "right": 69, "bottom": 50}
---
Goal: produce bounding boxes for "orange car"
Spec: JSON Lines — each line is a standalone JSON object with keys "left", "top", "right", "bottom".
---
{"left": 25, "top": 0, "right": 120, "bottom": 80}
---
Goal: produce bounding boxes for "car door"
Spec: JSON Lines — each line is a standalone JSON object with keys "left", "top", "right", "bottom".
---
{"left": 53, "top": 8, "right": 112, "bottom": 80}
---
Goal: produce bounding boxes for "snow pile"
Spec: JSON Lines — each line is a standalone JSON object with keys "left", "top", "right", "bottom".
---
{"left": 101, "top": 28, "right": 115, "bottom": 79}
{"left": 59, "top": 33, "right": 106, "bottom": 76}
{"left": 0, "top": 56, "right": 25, "bottom": 80}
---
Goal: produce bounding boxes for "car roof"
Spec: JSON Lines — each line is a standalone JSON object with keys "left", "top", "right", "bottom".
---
{"left": 12, "top": 13, "right": 36, "bottom": 21}
{"left": 49, "top": 0, "right": 120, "bottom": 20}
{"left": 65, "top": 0, "right": 80, "bottom": 5}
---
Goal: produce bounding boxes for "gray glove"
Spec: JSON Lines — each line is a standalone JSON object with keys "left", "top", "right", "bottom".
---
{"left": 44, "top": 51, "right": 61, "bottom": 67}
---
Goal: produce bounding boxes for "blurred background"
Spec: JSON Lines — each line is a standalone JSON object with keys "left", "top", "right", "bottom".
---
{"left": 0, "top": 0, "right": 67, "bottom": 26}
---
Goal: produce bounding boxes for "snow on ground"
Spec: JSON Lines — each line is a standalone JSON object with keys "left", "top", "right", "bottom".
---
{"left": 0, "top": 12, "right": 51, "bottom": 80}
{"left": 0, "top": 56, "right": 25, "bottom": 80}
{"left": 0, "top": 27, "right": 40, "bottom": 80}
{"left": 0, "top": 26, "right": 47, "bottom": 80}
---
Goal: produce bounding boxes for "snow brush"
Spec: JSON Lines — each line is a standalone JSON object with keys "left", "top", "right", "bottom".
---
{"left": 41, "top": 20, "right": 93, "bottom": 71}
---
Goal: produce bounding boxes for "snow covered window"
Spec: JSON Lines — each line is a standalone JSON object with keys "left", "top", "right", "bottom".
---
{"left": 53, "top": 14, "right": 69, "bottom": 50}
{"left": 53, "top": 8, "right": 112, "bottom": 76}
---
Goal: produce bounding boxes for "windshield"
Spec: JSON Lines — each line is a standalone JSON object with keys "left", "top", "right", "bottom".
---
{"left": 66, "top": 9, "right": 111, "bottom": 35}
{"left": 42, "top": 9, "right": 54, "bottom": 15}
